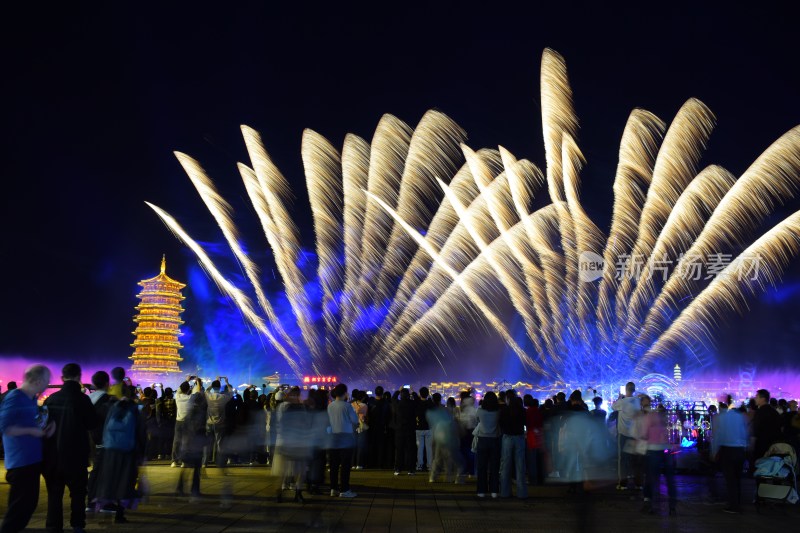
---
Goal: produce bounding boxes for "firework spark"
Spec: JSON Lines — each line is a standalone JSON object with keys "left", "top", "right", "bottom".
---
{"left": 149, "top": 48, "right": 800, "bottom": 383}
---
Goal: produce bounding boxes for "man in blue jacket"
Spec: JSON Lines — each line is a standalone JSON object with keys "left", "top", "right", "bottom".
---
{"left": 0, "top": 364, "right": 55, "bottom": 533}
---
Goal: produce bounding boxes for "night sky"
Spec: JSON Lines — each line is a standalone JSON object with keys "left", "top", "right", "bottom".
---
{"left": 2, "top": 3, "right": 799, "bottom": 381}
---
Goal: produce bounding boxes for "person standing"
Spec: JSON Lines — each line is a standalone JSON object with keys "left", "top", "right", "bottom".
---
{"left": 475, "top": 391, "right": 501, "bottom": 498}
{"left": 499, "top": 393, "right": 528, "bottom": 499}
{"left": 523, "top": 395, "right": 544, "bottom": 485}
{"left": 94, "top": 384, "right": 145, "bottom": 523}
{"left": 352, "top": 391, "right": 369, "bottom": 470}
{"left": 205, "top": 378, "right": 232, "bottom": 467}
{"left": 640, "top": 401, "right": 677, "bottom": 515}
{"left": 43, "top": 363, "right": 97, "bottom": 533}
{"left": 157, "top": 386, "right": 177, "bottom": 461}
{"left": 86, "top": 371, "right": 115, "bottom": 513}
{"left": 0, "top": 365, "right": 55, "bottom": 533}
{"left": 612, "top": 382, "right": 641, "bottom": 490}
{"left": 456, "top": 391, "right": 478, "bottom": 479}
{"left": 414, "top": 387, "right": 434, "bottom": 471}
{"left": 392, "top": 388, "right": 416, "bottom": 475}
{"left": 752, "top": 389, "right": 783, "bottom": 463}
{"left": 327, "top": 383, "right": 359, "bottom": 498}
{"left": 171, "top": 381, "right": 192, "bottom": 467}
{"left": 711, "top": 400, "right": 748, "bottom": 514}
{"left": 176, "top": 383, "right": 208, "bottom": 501}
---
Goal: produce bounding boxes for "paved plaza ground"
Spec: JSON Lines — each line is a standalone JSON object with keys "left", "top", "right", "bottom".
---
{"left": 1, "top": 461, "right": 797, "bottom": 532}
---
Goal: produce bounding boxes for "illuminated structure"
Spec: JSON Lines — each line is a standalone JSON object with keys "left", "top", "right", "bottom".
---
{"left": 674, "top": 364, "right": 682, "bottom": 382}
{"left": 129, "top": 256, "right": 185, "bottom": 377}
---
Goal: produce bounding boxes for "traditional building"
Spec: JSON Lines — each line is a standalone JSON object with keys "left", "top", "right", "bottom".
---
{"left": 129, "top": 256, "right": 185, "bottom": 379}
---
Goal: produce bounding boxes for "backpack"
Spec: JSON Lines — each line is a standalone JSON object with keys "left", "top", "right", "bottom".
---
{"left": 103, "top": 401, "right": 137, "bottom": 452}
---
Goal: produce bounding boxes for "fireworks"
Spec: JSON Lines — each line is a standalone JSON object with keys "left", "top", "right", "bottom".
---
{"left": 149, "top": 49, "right": 800, "bottom": 383}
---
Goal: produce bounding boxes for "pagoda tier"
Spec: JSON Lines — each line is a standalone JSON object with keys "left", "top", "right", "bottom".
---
{"left": 129, "top": 256, "right": 186, "bottom": 376}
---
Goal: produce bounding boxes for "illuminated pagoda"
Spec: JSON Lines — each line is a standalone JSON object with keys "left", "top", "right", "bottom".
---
{"left": 129, "top": 256, "right": 185, "bottom": 378}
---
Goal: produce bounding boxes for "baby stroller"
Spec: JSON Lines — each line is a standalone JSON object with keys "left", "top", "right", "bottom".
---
{"left": 753, "top": 442, "right": 798, "bottom": 511}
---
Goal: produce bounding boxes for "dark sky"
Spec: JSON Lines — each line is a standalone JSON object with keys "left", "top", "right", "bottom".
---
{"left": 2, "top": 2, "right": 799, "bottom": 378}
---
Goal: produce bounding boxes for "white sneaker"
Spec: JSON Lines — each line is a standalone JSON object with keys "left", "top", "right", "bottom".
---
{"left": 393, "top": 471, "right": 401, "bottom": 476}
{"left": 477, "top": 493, "right": 486, "bottom": 498}
{"left": 330, "top": 489, "right": 339, "bottom": 497}
{"left": 170, "top": 462, "right": 178, "bottom": 467}
{"left": 339, "top": 490, "right": 357, "bottom": 498}
{"left": 491, "top": 493, "right": 498, "bottom": 499}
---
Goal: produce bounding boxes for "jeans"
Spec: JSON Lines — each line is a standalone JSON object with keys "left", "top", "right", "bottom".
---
{"left": 329, "top": 447, "right": 353, "bottom": 492}
{"left": 87, "top": 447, "right": 104, "bottom": 505}
{"left": 416, "top": 429, "right": 432, "bottom": 469}
{"left": 1, "top": 462, "right": 41, "bottom": 533}
{"left": 177, "top": 453, "right": 202, "bottom": 496}
{"left": 172, "top": 420, "right": 186, "bottom": 462}
{"left": 460, "top": 432, "right": 476, "bottom": 476}
{"left": 500, "top": 434, "right": 528, "bottom": 498}
{"left": 718, "top": 446, "right": 745, "bottom": 510}
{"left": 476, "top": 436, "right": 500, "bottom": 494}
{"left": 45, "top": 467, "right": 88, "bottom": 530}
{"left": 206, "top": 422, "right": 226, "bottom": 466}
{"left": 355, "top": 430, "right": 368, "bottom": 468}
{"left": 617, "top": 433, "right": 641, "bottom": 486}
{"left": 395, "top": 430, "right": 415, "bottom": 472}
{"left": 644, "top": 449, "right": 676, "bottom": 507}
{"left": 525, "top": 447, "right": 540, "bottom": 485}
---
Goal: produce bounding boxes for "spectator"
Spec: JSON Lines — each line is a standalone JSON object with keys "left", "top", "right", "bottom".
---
{"left": 176, "top": 381, "right": 207, "bottom": 501}
{"left": 328, "top": 384, "right": 359, "bottom": 498}
{"left": 87, "top": 371, "right": 115, "bottom": 513}
{"left": 426, "top": 395, "right": 462, "bottom": 483}
{"left": 499, "top": 393, "right": 527, "bottom": 499}
{"left": 392, "top": 388, "right": 416, "bottom": 476}
{"left": 523, "top": 395, "right": 544, "bottom": 485}
{"left": 155, "top": 385, "right": 176, "bottom": 460}
{"left": 752, "top": 389, "right": 782, "bottom": 463}
{"left": 205, "top": 377, "right": 232, "bottom": 466}
{"left": 93, "top": 380, "right": 145, "bottom": 523}
{"left": 352, "top": 390, "right": 369, "bottom": 469}
{"left": 612, "top": 382, "right": 642, "bottom": 490}
{"left": 0, "top": 365, "right": 55, "bottom": 533}
{"left": 456, "top": 391, "right": 478, "bottom": 479}
{"left": 415, "top": 387, "right": 434, "bottom": 471}
{"left": 475, "top": 391, "right": 501, "bottom": 498}
{"left": 640, "top": 402, "right": 676, "bottom": 515}
{"left": 591, "top": 397, "right": 606, "bottom": 423}
{"left": 43, "top": 363, "right": 97, "bottom": 533}
{"left": 107, "top": 367, "right": 127, "bottom": 399}
{"left": 368, "top": 386, "right": 389, "bottom": 468}
{"left": 711, "top": 398, "right": 749, "bottom": 514}
{"left": 171, "top": 381, "right": 192, "bottom": 467}
{"left": 273, "top": 387, "right": 311, "bottom": 502}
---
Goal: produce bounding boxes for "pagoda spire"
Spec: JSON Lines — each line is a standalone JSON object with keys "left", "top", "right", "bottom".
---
{"left": 161, "top": 254, "right": 166, "bottom": 275}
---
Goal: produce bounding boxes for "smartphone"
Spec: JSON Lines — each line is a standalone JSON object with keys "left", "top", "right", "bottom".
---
{"left": 403, "top": 385, "right": 410, "bottom": 389}
{"left": 619, "top": 385, "right": 626, "bottom": 396}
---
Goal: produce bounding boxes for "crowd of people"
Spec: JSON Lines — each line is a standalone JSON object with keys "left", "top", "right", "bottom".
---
{"left": 1, "top": 365, "right": 799, "bottom": 532}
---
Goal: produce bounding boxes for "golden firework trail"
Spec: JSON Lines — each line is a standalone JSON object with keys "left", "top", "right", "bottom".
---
{"left": 149, "top": 48, "right": 800, "bottom": 382}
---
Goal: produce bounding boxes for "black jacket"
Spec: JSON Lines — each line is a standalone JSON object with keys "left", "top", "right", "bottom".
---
{"left": 43, "top": 380, "right": 97, "bottom": 474}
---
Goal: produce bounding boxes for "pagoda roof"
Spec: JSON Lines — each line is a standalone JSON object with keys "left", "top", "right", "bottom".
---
{"left": 138, "top": 256, "right": 186, "bottom": 288}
